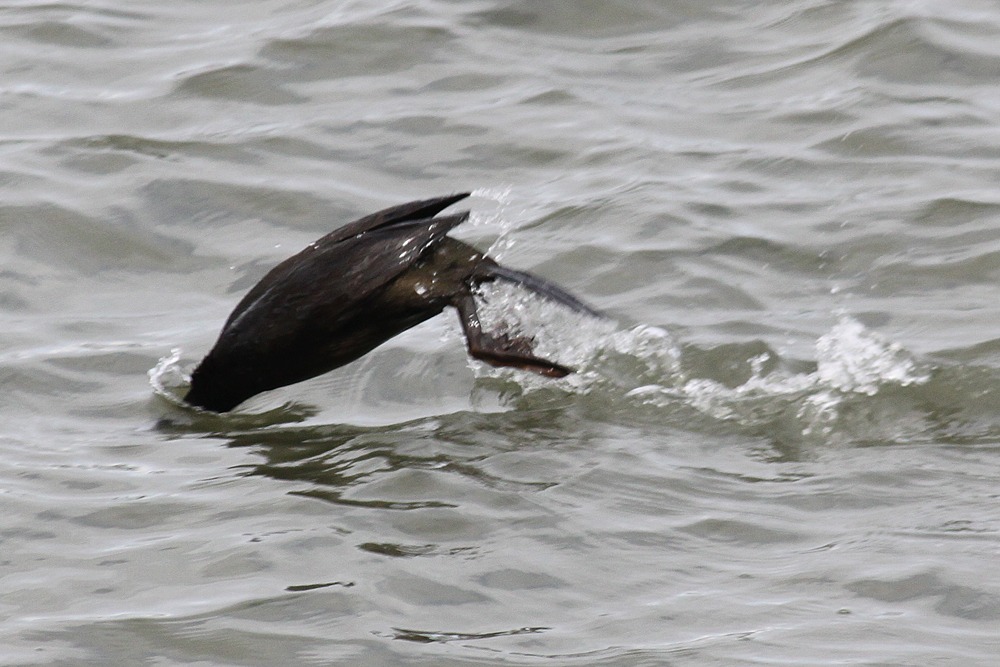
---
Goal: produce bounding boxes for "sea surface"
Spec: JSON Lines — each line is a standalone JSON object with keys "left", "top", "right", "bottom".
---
{"left": 3, "top": 1, "right": 1000, "bottom": 665}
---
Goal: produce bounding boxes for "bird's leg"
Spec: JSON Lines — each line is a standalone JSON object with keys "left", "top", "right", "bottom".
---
{"left": 453, "top": 292, "right": 571, "bottom": 378}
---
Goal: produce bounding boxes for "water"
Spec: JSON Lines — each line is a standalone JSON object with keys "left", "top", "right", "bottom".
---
{"left": 3, "top": 0, "right": 1000, "bottom": 664}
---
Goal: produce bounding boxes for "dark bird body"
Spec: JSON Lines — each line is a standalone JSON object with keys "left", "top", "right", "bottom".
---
{"left": 185, "top": 193, "right": 600, "bottom": 412}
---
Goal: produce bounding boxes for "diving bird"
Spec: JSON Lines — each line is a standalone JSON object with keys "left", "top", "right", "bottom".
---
{"left": 184, "top": 193, "right": 600, "bottom": 412}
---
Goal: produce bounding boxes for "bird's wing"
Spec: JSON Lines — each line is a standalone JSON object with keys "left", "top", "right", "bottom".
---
{"left": 222, "top": 194, "right": 470, "bottom": 330}
{"left": 218, "top": 211, "right": 469, "bottom": 343}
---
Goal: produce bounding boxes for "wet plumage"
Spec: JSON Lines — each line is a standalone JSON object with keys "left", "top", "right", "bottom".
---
{"left": 185, "top": 193, "right": 600, "bottom": 412}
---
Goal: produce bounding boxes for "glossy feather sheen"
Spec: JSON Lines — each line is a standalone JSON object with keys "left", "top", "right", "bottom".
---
{"left": 185, "top": 194, "right": 598, "bottom": 412}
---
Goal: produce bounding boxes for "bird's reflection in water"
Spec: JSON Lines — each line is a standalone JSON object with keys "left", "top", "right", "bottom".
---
{"left": 154, "top": 402, "right": 575, "bottom": 515}
{"left": 227, "top": 422, "right": 458, "bottom": 509}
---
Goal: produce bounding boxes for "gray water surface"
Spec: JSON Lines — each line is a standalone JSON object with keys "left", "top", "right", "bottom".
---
{"left": 3, "top": 1, "right": 1000, "bottom": 665}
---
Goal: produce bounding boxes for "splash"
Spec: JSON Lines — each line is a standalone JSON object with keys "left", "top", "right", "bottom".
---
{"left": 472, "top": 280, "right": 682, "bottom": 392}
{"left": 469, "top": 186, "right": 519, "bottom": 260}
{"left": 148, "top": 347, "right": 191, "bottom": 406}
{"left": 620, "top": 315, "right": 931, "bottom": 437}
{"left": 676, "top": 358, "right": 819, "bottom": 425}
{"left": 798, "top": 317, "right": 931, "bottom": 436}
{"left": 814, "top": 317, "right": 927, "bottom": 395}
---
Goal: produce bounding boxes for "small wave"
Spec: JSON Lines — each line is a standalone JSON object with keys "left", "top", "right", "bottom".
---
{"left": 814, "top": 317, "right": 928, "bottom": 395}
{"left": 623, "top": 316, "right": 932, "bottom": 440}
{"left": 148, "top": 348, "right": 321, "bottom": 427}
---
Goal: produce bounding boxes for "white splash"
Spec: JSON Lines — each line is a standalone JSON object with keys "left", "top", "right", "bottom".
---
{"left": 797, "top": 317, "right": 931, "bottom": 436}
{"left": 623, "top": 316, "right": 930, "bottom": 436}
{"left": 814, "top": 317, "right": 928, "bottom": 395}
{"left": 677, "top": 361, "right": 820, "bottom": 424}
{"left": 148, "top": 347, "right": 191, "bottom": 406}
{"left": 472, "top": 280, "right": 682, "bottom": 392}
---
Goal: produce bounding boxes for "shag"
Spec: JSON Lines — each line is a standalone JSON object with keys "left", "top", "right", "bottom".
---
{"left": 185, "top": 193, "right": 599, "bottom": 412}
